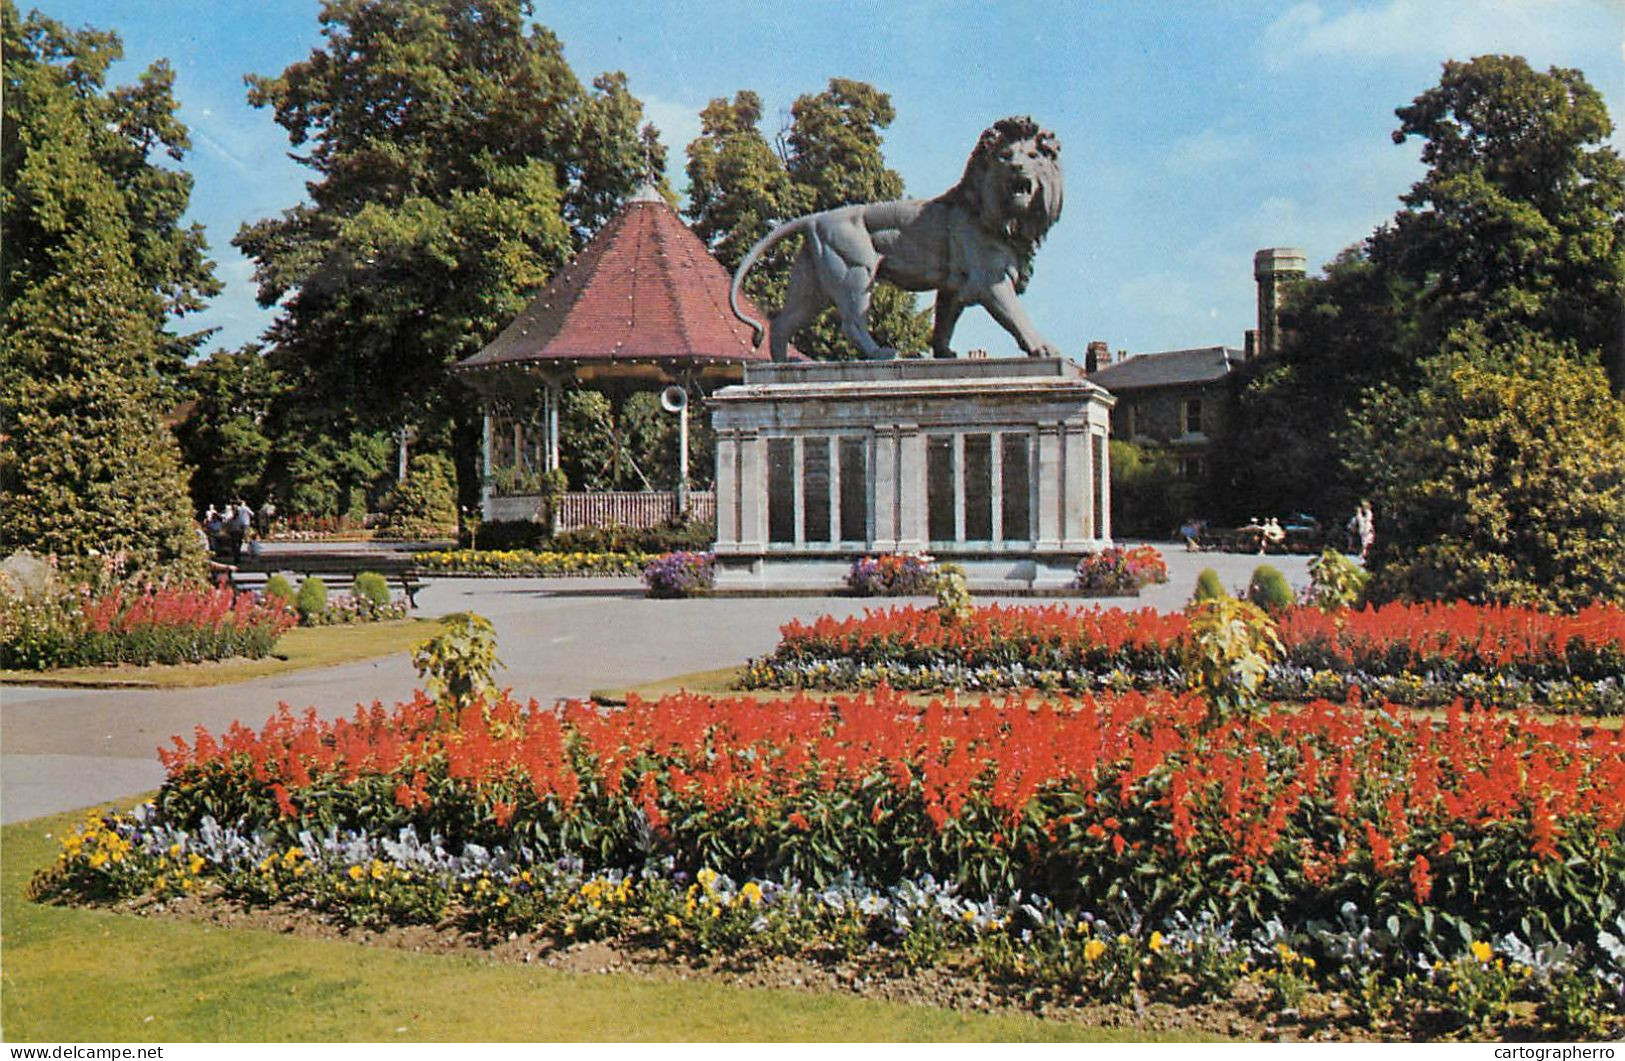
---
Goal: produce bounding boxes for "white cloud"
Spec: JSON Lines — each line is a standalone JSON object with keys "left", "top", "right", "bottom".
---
{"left": 639, "top": 93, "right": 704, "bottom": 190}
{"left": 1165, "top": 128, "right": 1256, "bottom": 173}
{"left": 1262, "top": 0, "right": 1606, "bottom": 67}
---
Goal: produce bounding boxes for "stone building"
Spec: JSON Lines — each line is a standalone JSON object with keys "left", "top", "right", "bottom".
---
{"left": 1085, "top": 247, "right": 1306, "bottom": 484}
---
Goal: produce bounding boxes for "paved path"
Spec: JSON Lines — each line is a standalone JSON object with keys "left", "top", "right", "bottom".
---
{"left": 0, "top": 545, "right": 1314, "bottom": 823}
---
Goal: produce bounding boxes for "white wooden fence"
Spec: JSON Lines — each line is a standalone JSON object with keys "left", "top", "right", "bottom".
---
{"left": 554, "top": 491, "right": 715, "bottom": 532}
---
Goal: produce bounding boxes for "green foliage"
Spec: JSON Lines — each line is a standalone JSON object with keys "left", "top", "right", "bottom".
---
{"left": 263, "top": 574, "right": 295, "bottom": 606}
{"left": 174, "top": 347, "right": 285, "bottom": 512}
{"left": 1180, "top": 597, "right": 1283, "bottom": 719}
{"left": 352, "top": 571, "right": 391, "bottom": 611}
{"left": 236, "top": 0, "right": 665, "bottom": 508}
{"left": 0, "top": 141, "right": 199, "bottom": 577}
{"left": 1, "top": 2, "right": 220, "bottom": 387}
{"left": 1192, "top": 568, "right": 1227, "bottom": 603}
{"left": 932, "top": 563, "right": 973, "bottom": 624}
{"left": 1305, "top": 549, "right": 1370, "bottom": 611}
{"left": 1390, "top": 55, "right": 1625, "bottom": 385}
{"left": 295, "top": 577, "right": 328, "bottom": 623}
{"left": 377, "top": 454, "right": 459, "bottom": 540}
{"left": 684, "top": 79, "right": 929, "bottom": 360}
{"left": 1108, "top": 440, "right": 1197, "bottom": 538}
{"left": 411, "top": 611, "right": 502, "bottom": 716}
{"left": 1346, "top": 330, "right": 1625, "bottom": 609}
{"left": 557, "top": 383, "right": 715, "bottom": 492}
{"left": 1245, "top": 565, "right": 1294, "bottom": 614}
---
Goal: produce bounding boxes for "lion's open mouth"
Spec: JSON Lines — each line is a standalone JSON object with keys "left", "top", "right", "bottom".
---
{"left": 1008, "top": 175, "right": 1033, "bottom": 198}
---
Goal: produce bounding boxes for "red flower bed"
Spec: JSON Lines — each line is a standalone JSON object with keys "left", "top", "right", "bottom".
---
{"left": 768, "top": 601, "right": 1625, "bottom": 683}
{"left": 2, "top": 582, "right": 295, "bottom": 669}
{"left": 156, "top": 687, "right": 1625, "bottom": 955}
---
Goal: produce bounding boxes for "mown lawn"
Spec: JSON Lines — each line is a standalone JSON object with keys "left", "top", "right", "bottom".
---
{"left": 0, "top": 805, "right": 1215, "bottom": 1043}
{"left": 0, "top": 620, "right": 434, "bottom": 690}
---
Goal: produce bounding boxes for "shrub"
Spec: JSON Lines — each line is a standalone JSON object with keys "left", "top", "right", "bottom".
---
{"left": 1193, "top": 568, "right": 1227, "bottom": 602}
{"left": 353, "top": 571, "right": 392, "bottom": 613}
{"left": 263, "top": 573, "right": 295, "bottom": 607}
{"left": 1075, "top": 546, "right": 1168, "bottom": 594}
{"left": 472, "top": 520, "right": 549, "bottom": 552}
{"left": 1305, "top": 549, "right": 1369, "bottom": 611}
{"left": 410, "top": 612, "right": 502, "bottom": 716}
{"left": 1180, "top": 597, "right": 1283, "bottom": 718}
{"left": 642, "top": 551, "right": 715, "bottom": 598}
{"left": 1346, "top": 332, "right": 1625, "bottom": 610}
{"left": 295, "top": 577, "right": 328, "bottom": 623}
{"left": 933, "top": 563, "right": 972, "bottom": 623}
{"left": 846, "top": 553, "right": 936, "bottom": 596}
{"left": 375, "top": 454, "right": 459, "bottom": 541}
{"left": 1246, "top": 565, "right": 1294, "bottom": 613}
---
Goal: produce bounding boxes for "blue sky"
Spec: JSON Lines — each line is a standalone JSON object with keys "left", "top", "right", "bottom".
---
{"left": 30, "top": 0, "right": 1625, "bottom": 360}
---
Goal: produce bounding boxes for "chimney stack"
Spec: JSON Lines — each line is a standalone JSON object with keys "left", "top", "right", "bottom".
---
{"left": 1254, "top": 247, "right": 1306, "bottom": 359}
{"left": 1084, "top": 340, "right": 1109, "bottom": 373}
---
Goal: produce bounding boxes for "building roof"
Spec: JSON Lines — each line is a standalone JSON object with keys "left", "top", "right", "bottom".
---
{"left": 457, "top": 190, "right": 791, "bottom": 374}
{"left": 1087, "top": 346, "right": 1245, "bottom": 391}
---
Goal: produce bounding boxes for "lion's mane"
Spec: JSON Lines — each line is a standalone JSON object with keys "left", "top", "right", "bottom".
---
{"left": 940, "top": 115, "right": 1063, "bottom": 293}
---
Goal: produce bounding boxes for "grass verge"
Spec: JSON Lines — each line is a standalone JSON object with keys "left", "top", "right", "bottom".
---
{"left": 0, "top": 804, "right": 1195, "bottom": 1043}
{"left": 0, "top": 620, "right": 434, "bottom": 690}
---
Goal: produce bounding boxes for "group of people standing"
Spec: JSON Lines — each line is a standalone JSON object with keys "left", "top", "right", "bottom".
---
{"left": 202, "top": 498, "right": 275, "bottom": 565}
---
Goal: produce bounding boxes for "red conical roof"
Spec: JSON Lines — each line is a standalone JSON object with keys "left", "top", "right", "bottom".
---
{"left": 457, "top": 189, "right": 791, "bottom": 373}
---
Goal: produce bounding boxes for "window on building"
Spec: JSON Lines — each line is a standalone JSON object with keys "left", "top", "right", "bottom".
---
{"left": 1180, "top": 455, "right": 1205, "bottom": 481}
{"left": 1182, "top": 398, "right": 1204, "bottom": 436}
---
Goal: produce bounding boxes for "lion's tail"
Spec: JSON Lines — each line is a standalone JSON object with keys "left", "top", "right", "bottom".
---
{"left": 729, "top": 217, "right": 806, "bottom": 348}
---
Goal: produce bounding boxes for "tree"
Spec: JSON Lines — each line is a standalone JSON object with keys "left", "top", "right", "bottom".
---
{"left": 1384, "top": 55, "right": 1625, "bottom": 386}
{"left": 684, "top": 78, "right": 929, "bottom": 360}
{"left": 1222, "top": 55, "right": 1625, "bottom": 525}
{"left": 1, "top": 2, "right": 220, "bottom": 389}
{"left": 174, "top": 347, "right": 286, "bottom": 511}
{"left": 235, "top": 0, "right": 664, "bottom": 514}
{"left": 1345, "top": 329, "right": 1625, "bottom": 610}
{"left": 0, "top": 44, "right": 199, "bottom": 576}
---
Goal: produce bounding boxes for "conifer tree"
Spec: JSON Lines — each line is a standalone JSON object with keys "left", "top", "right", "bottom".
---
{"left": 0, "top": 59, "right": 199, "bottom": 575}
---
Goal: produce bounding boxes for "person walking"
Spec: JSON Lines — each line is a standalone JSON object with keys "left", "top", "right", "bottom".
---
{"left": 1355, "top": 500, "right": 1376, "bottom": 562}
{"left": 228, "top": 499, "right": 252, "bottom": 565}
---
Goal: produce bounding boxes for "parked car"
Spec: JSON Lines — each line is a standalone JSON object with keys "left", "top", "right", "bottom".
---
{"left": 1282, "top": 513, "right": 1323, "bottom": 552}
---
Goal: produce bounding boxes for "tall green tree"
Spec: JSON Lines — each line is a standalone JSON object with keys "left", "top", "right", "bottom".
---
{"left": 2, "top": 1, "right": 220, "bottom": 389}
{"left": 1383, "top": 55, "right": 1625, "bottom": 385}
{"left": 1220, "top": 55, "right": 1625, "bottom": 525}
{"left": 684, "top": 78, "right": 928, "bottom": 360}
{"left": 175, "top": 346, "right": 286, "bottom": 511}
{"left": 235, "top": 0, "right": 664, "bottom": 515}
{"left": 1, "top": 11, "right": 199, "bottom": 575}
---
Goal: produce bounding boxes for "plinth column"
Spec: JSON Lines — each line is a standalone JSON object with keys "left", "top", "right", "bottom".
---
{"left": 714, "top": 429, "right": 740, "bottom": 549}
{"left": 1035, "top": 421, "right": 1063, "bottom": 550}
{"left": 896, "top": 423, "right": 926, "bottom": 551}
{"left": 736, "top": 430, "right": 766, "bottom": 550}
{"left": 1062, "top": 423, "right": 1089, "bottom": 546}
{"left": 872, "top": 425, "right": 899, "bottom": 551}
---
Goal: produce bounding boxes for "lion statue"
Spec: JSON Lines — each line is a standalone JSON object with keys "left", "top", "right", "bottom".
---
{"left": 729, "top": 115, "right": 1064, "bottom": 362}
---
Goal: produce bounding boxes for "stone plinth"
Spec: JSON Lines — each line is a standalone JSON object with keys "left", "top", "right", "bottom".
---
{"left": 708, "top": 357, "right": 1114, "bottom": 590}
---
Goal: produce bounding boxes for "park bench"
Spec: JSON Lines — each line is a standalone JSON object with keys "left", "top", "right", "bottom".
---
{"left": 228, "top": 553, "right": 427, "bottom": 608}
